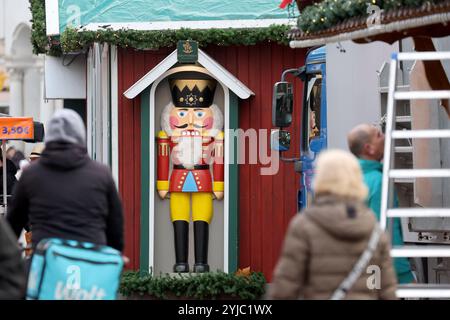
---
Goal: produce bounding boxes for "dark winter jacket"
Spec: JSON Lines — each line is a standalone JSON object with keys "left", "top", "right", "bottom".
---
{"left": 0, "top": 218, "right": 26, "bottom": 299}
{"left": 0, "top": 158, "right": 17, "bottom": 196}
{"left": 7, "top": 142, "right": 124, "bottom": 251}
{"left": 268, "top": 194, "right": 397, "bottom": 300}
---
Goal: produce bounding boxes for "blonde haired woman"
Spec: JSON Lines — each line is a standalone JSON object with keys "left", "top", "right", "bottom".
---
{"left": 268, "top": 149, "right": 397, "bottom": 300}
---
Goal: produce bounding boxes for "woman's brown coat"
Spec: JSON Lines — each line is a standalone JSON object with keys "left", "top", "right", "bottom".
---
{"left": 268, "top": 195, "right": 398, "bottom": 300}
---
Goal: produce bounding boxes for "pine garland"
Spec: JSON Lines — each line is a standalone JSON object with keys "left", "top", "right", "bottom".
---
{"left": 30, "top": 0, "right": 62, "bottom": 55}
{"left": 59, "top": 25, "right": 291, "bottom": 53}
{"left": 30, "top": 0, "right": 290, "bottom": 56}
{"left": 120, "top": 271, "right": 266, "bottom": 300}
{"left": 298, "top": 0, "right": 446, "bottom": 34}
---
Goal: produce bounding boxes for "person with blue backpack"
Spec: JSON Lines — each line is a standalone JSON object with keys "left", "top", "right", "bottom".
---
{"left": 7, "top": 109, "right": 125, "bottom": 300}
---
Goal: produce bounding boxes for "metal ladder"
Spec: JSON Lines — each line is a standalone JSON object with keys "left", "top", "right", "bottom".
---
{"left": 381, "top": 51, "right": 450, "bottom": 299}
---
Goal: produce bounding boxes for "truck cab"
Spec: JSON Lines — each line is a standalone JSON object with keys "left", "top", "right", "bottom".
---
{"left": 299, "top": 46, "right": 327, "bottom": 209}
{"left": 272, "top": 46, "right": 327, "bottom": 210}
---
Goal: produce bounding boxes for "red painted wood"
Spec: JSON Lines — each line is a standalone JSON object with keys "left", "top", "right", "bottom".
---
{"left": 249, "top": 44, "right": 263, "bottom": 272}
{"left": 118, "top": 48, "right": 136, "bottom": 270}
{"left": 271, "top": 43, "right": 286, "bottom": 270}
{"left": 118, "top": 48, "right": 173, "bottom": 270}
{"left": 235, "top": 46, "right": 251, "bottom": 269}
{"left": 210, "top": 43, "right": 305, "bottom": 279}
{"left": 208, "top": 43, "right": 305, "bottom": 280}
{"left": 260, "top": 44, "right": 273, "bottom": 276}
{"left": 118, "top": 43, "right": 306, "bottom": 280}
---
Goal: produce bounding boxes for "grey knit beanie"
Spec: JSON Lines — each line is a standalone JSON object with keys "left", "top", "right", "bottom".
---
{"left": 45, "top": 109, "right": 86, "bottom": 146}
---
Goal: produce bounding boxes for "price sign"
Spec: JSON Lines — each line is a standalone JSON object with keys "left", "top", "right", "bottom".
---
{"left": 0, "top": 117, "right": 34, "bottom": 140}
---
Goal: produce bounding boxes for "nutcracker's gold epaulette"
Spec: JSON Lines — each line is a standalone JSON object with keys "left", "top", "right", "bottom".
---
{"left": 215, "top": 131, "right": 224, "bottom": 140}
{"left": 158, "top": 131, "right": 168, "bottom": 139}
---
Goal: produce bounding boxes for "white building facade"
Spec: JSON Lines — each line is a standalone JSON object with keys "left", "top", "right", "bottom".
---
{"left": 0, "top": 0, "right": 62, "bottom": 154}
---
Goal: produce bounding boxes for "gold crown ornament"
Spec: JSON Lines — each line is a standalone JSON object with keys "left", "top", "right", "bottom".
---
{"left": 169, "top": 72, "right": 217, "bottom": 108}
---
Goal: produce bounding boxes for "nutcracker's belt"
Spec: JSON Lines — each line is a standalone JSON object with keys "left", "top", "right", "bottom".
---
{"left": 173, "top": 164, "right": 209, "bottom": 170}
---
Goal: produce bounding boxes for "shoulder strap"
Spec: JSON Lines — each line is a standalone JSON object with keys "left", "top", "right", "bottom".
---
{"left": 330, "top": 225, "right": 382, "bottom": 300}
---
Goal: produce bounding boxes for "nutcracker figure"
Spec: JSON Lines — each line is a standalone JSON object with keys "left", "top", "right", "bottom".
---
{"left": 157, "top": 70, "right": 224, "bottom": 273}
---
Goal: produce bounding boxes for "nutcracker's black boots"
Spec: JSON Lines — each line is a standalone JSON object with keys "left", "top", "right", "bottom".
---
{"left": 193, "top": 221, "right": 209, "bottom": 273}
{"left": 173, "top": 221, "right": 189, "bottom": 273}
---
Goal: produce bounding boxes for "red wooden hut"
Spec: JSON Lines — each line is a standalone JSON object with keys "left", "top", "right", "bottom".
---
{"left": 38, "top": 0, "right": 306, "bottom": 281}
{"left": 118, "top": 43, "right": 305, "bottom": 280}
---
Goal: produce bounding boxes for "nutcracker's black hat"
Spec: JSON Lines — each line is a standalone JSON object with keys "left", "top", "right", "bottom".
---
{"left": 169, "top": 71, "right": 217, "bottom": 108}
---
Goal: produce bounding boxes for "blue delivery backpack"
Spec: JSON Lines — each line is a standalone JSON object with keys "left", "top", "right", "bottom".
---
{"left": 26, "top": 238, "right": 124, "bottom": 300}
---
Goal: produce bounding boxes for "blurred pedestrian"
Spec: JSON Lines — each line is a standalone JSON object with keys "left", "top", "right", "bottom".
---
{"left": 7, "top": 109, "right": 124, "bottom": 252}
{"left": 0, "top": 157, "right": 17, "bottom": 200}
{"left": 29, "top": 144, "right": 44, "bottom": 163}
{"left": 267, "top": 150, "right": 397, "bottom": 300}
{"left": 0, "top": 217, "right": 26, "bottom": 299}
{"left": 348, "top": 123, "right": 415, "bottom": 284}
{"left": 11, "top": 151, "right": 25, "bottom": 169}
{"left": 15, "top": 144, "right": 45, "bottom": 256}
{"left": 6, "top": 146, "right": 15, "bottom": 160}
{"left": 6, "top": 146, "right": 25, "bottom": 170}
{"left": 15, "top": 144, "right": 44, "bottom": 180}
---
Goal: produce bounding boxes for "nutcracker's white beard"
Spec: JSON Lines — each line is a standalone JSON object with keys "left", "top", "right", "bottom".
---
{"left": 160, "top": 102, "right": 224, "bottom": 138}
{"left": 173, "top": 136, "right": 203, "bottom": 169}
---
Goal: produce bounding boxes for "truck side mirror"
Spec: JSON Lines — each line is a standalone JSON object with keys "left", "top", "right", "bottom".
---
{"left": 298, "top": 66, "right": 307, "bottom": 82}
{"left": 272, "top": 82, "right": 293, "bottom": 128}
{"left": 271, "top": 129, "right": 291, "bottom": 152}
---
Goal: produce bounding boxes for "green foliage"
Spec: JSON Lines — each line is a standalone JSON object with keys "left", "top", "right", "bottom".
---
{"left": 29, "top": 0, "right": 290, "bottom": 56}
{"left": 59, "top": 25, "right": 290, "bottom": 54}
{"left": 119, "top": 271, "right": 267, "bottom": 300}
{"left": 298, "top": 0, "right": 446, "bottom": 34}
{"left": 30, "top": 0, "right": 47, "bottom": 53}
{"left": 29, "top": 0, "right": 62, "bottom": 55}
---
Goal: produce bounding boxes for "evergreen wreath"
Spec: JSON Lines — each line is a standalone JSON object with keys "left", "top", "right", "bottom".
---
{"left": 30, "top": 0, "right": 290, "bottom": 56}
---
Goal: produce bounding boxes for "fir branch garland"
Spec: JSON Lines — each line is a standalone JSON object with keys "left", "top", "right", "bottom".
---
{"left": 298, "top": 0, "right": 447, "bottom": 34}
{"left": 60, "top": 25, "right": 291, "bottom": 53}
{"left": 119, "top": 271, "right": 266, "bottom": 300}
{"left": 30, "top": 0, "right": 290, "bottom": 56}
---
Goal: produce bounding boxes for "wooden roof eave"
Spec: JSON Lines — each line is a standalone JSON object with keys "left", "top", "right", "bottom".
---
{"left": 289, "top": 10, "right": 450, "bottom": 48}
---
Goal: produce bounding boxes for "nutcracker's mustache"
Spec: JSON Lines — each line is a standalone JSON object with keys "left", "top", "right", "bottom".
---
{"left": 161, "top": 102, "right": 223, "bottom": 137}
{"left": 174, "top": 123, "right": 208, "bottom": 129}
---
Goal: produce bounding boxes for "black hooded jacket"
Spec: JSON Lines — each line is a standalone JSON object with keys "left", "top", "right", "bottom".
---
{"left": 7, "top": 142, "right": 124, "bottom": 251}
{"left": 0, "top": 218, "right": 26, "bottom": 299}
